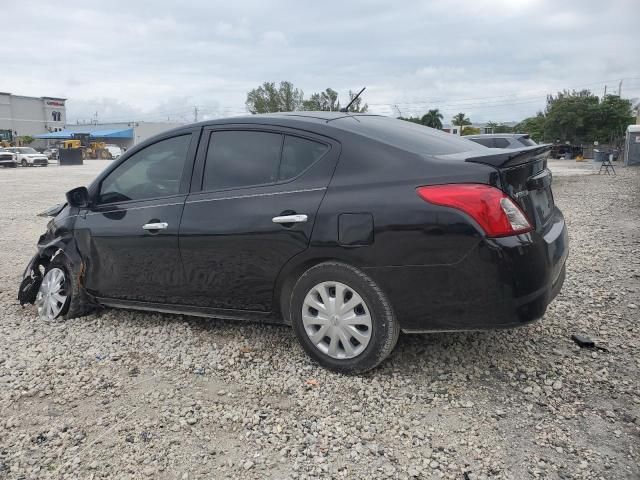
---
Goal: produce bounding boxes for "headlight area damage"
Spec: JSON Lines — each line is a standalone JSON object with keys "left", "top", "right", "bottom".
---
{"left": 17, "top": 209, "right": 95, "bottom": 319}
{"left": 18, "top": 235, "right": 78, "bottom": 306}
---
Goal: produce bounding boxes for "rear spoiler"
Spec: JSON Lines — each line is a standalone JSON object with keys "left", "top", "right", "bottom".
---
{"left": 465, "top": 144, "right": 551, "bottom": 169}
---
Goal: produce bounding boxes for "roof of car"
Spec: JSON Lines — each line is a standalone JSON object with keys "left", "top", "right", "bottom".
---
{"left": 464, "top": 133, "right": 529, "bottom": 139}
{"left": 194, "top": 111, "right": 386, "bottom": 127}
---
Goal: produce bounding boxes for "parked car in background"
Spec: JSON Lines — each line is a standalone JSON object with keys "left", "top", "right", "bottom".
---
{"left": 465, "top": 133, "right": 537, "bottom": 149}
{"left": 104, "top": 144, "right": 122, "bottom": 159}
{"left": 6, "top": 147, "right": 48, "bottom": 167}
{"left": 18, "top": 113, "right": 568, "bottom": 373}
{"left": 43, "top": 147, "right": 59, "bottom": 160}
{"left": 0, "top": 148, "right": 18, "bottom": 168}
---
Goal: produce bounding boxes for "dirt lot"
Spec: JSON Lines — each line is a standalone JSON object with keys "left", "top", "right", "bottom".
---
{"left": 0, "top": 161, "right": 638, "bottom": 480}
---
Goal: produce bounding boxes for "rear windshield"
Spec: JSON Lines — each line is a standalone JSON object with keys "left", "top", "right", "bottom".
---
{"left": 334, "top": 116, "right": 486, "bottom": 156}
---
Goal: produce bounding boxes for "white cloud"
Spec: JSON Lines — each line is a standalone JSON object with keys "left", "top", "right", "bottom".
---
{"left": 0, "top": 0, "right": 637, "bottom": 124}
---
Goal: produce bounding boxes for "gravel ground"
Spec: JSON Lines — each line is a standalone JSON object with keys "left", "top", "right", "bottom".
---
{"left": 0, "top": 161, "right": 638, "bottom": 480}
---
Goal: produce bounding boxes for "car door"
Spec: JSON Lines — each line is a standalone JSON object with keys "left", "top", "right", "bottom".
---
{"left": 75, "top": 131, "right": 199, "bottom": 303}
{"left": 178, "top": 125, "right": 340, "bottom": 311}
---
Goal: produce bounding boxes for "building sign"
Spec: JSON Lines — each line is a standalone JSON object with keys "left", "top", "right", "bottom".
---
{"left": 46, "top": 100, "right": 65, "bottom": 107}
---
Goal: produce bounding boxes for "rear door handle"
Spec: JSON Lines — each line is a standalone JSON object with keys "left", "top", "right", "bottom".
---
{"left": 272, "top": 214, "right": 308, "bottom": 224}
{"left": 142, "top": 222, "right": 168, "bottom": 230}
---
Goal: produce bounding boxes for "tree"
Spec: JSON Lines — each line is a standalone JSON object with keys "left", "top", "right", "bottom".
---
{"left": 452, "top": 113, "right": 471, "bottom": 133}
{"left": 18, "top": 135, "right": 34, "bottom": 145}
{"left": 543, "top": 89, "right": 599, "bottom": 143}
{"left": 302, "top": 88, "right": 340, "bottom": 111}
{"left": 494, "top": 123, "right": 513, "bottom": 134}
{"left": 279, "top": 81, "right": 304, "bottom": 112}
{"left": 484, "top": 121, "right": 498, "bottom": 134}
{"left": 421, "top": 109, "right": 443, "bottom": 129}
{"left": 593, "top": 95, "right": 635, "bottom": 144}
{"left": 398, "top": 116, "right": 423, "bottom": 124}
{"left": 462, "top": 126, "right": 480, "bottom": 135}
{"left": 515, "top": 113, "right": 546, "bottom": 142}
{"left": 245, "top": 81, "right": 304, "bottom": 113}
{"left": 543, "top": 90, "right": 634, "bottom": 144}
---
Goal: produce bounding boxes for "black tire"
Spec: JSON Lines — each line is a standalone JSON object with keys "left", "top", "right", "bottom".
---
{"left": 21, "top": 159, "right": 28, "bottom": 167}
{"left": 43, "top": 257, "right": 93, "bottom": 320}
{"left": 289, "top": 261, "right": 399, "bottom": 374}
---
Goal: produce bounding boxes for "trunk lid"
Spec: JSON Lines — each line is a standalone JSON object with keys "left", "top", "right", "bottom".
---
{"left": 465, "top": 145, "right": 554, "bottom": 231}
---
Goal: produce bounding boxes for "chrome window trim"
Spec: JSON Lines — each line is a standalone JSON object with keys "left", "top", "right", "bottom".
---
{"left": 185, "top": 187, "right": 326, "bottom": 204}
{"left": 85, "top": 201, "right": 184, "bottom": 216}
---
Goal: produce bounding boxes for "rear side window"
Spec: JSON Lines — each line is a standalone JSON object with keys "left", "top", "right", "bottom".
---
{"left": 203, "top": 131, "right": 282, "bottom": 190}
{"left": 518, "top": 136, "right": 537, "bottom": 146}
{"left": 493, "top": 138, "right": 510, "bottom": 148}
{"left": 470, "top": 137, "right": 493, "bottom": 147}
{"left": 280, "top": 135, "right": 329, "bottom": 180}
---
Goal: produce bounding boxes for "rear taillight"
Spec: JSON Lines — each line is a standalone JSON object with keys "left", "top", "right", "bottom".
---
{"left": 416, "top": 184, "right": 532, "bottom": 237}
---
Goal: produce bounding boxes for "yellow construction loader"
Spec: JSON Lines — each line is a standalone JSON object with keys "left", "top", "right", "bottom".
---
{"left": 62, "top": 139, "right": 111, "bottom": 159}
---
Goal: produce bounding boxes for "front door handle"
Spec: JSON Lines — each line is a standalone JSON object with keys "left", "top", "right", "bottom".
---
{"left": 142, "top": 222, "right": 168, "bottom": 230}
{"left": 272, "top": 214, "right": 308, "bottom": 224}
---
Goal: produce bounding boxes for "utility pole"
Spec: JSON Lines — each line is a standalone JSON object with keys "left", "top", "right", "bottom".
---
{"left": 394, "top": 105, "right": 403, "bottom": 118}
{"left": 604, "top": 85, "right": 607, "bottom": 97}
{"left": 618, "top": 79, "right": 623, "bottom": 96}
{"left": 193, "top": 106, "right": 199, "bottom": 123}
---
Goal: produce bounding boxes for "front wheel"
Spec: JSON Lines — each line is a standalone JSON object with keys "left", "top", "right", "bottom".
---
{"left": 21, "top": 159, "right": 28, "bottom": 167}
{"left": 35, "top": 258, "right": 92, "bottom": 321}
{"left": 290, "top": 262, "right": 399, "bottom": 374}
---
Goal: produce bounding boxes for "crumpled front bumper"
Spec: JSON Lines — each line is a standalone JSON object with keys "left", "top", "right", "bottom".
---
{"left": 18, "top": 253, "right": 44, "bottom": 306}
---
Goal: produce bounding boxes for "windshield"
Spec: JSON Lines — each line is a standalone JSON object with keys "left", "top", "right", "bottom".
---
{"left": 18, "top": 147, "right": 38, "bottom": 154}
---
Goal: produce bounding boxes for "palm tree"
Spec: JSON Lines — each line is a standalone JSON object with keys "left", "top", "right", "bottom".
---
{"left": 485, "top": 121, "right": 498, "bottom": 134}
{"left": 421, "top": 109, "right": 444, "bottom": 129}
{"left": 452, "top": 112, "right": 472, "bottom": 135}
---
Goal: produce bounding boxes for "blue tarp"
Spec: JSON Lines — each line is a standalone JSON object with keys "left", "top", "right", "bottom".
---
{"left": 89, "top": 128, "right": 134, "bottom": 138}
{"left": 35, "top": 128, "right": 134, "bottom": 139}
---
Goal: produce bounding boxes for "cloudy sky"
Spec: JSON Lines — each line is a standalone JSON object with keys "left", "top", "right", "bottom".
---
{"left": 3, "top": 0, "right": 638, "bottom": 125}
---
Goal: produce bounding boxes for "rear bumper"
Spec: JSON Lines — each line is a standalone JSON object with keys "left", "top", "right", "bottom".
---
{"left": 365, "top": 207, "right": 569, "bottom": 331}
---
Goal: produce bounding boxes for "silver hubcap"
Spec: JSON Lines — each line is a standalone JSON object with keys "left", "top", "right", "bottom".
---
{"left": 302, "top": 281, "right": 372, "bottom": 359}
{"left": 35, "top": 268, "right": 68, "bottom": 320}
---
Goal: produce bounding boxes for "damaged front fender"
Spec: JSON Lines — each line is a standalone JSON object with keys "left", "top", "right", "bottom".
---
{"left": 17, "top": 211, "right": 87, "bottom": 307}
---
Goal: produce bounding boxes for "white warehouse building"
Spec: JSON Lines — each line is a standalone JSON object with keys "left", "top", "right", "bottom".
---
{"left": 0, "top": 92, "right": 67, "bottom": 142}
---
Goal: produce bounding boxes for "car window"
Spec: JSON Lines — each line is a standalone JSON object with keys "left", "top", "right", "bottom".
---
{"left": 203, "top": 131, "right": 282, "bottom": 191}
{"left": 518, "top": 136, "right": 537, "bottom": 146}
{"left": 469, "top": 137, "right": 493, "bottom": 147}
{"left": 279, "top": 135, "right": 329, "bottom": 180}
{"left": 98, "top": 134, "right": 191, "bottom": 204}
{"left": 493, "top": 138, "right": 510, "bottom": 148}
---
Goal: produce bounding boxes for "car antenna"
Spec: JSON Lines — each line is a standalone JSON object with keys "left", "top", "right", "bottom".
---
{"left": 340, "top": 87, "right": 366, "bottom": 113}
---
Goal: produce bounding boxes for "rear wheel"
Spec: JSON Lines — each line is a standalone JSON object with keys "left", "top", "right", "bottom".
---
{"left": 21, "top": 159, "right": 28, "bottom": 167}
{"left": 290, "top": 262, "right": 399, "bottom": 374}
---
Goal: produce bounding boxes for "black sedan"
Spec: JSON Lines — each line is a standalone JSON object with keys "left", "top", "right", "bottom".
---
{"left": 18, "top": 113, "right": 568, "bottom": 373}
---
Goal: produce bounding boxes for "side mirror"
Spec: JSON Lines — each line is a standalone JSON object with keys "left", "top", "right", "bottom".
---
{"left": 65, "top": 186, "right": 90, "bottom": 208}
